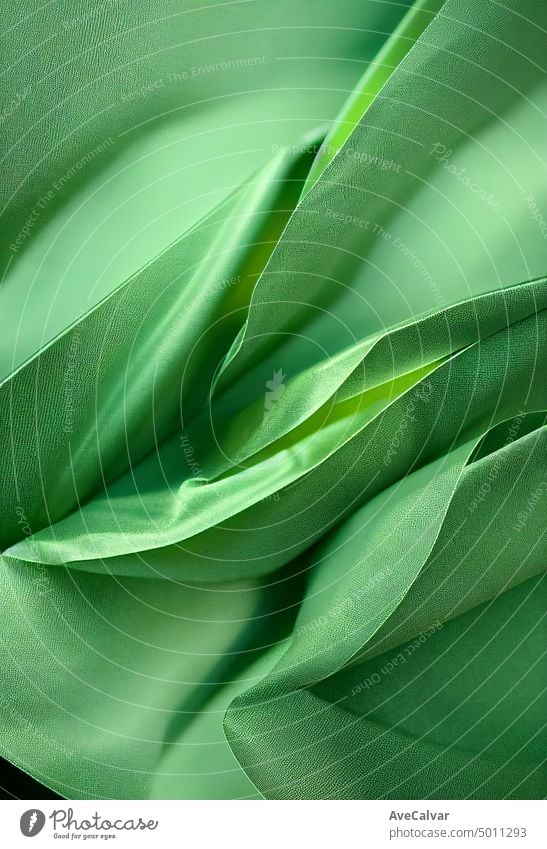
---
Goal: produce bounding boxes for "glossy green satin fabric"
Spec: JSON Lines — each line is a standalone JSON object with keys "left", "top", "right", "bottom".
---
{"left": 1, "top": 0, "right": 546, "bottom": 799}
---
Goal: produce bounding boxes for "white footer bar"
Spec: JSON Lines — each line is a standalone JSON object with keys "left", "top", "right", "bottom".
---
{"left": 2, "top": 799, "right": 545, "bottom": 849}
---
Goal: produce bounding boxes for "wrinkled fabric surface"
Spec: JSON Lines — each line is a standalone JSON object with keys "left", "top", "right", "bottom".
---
{"left": 0, "top": 0, "right": 546, "bottom": 799}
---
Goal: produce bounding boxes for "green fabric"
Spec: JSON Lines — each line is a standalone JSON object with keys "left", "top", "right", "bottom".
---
{"left": 0, "top": 0, "right": 545, "bottom": 800}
